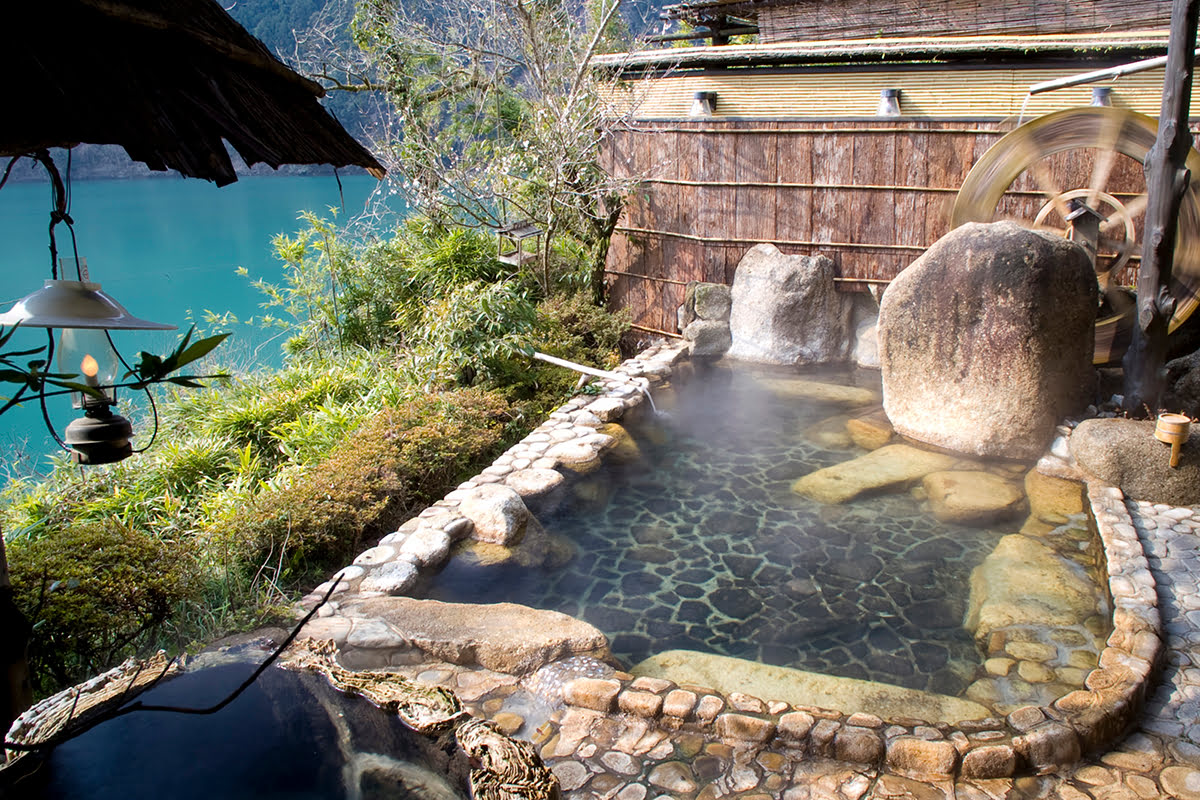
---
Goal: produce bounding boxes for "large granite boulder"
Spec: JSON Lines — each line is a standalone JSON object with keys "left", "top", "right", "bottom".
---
{"left": 346, "top": 597, "right": 612, "bottom": 674}
{"left": 879, "top": 222, "right": 1097, "bottom": 460}
{"left": 1070, "top": 417, "right": 1200, "bottom": 505}
{"left": 727, "top": 244, "right": 852, "bottom": 365}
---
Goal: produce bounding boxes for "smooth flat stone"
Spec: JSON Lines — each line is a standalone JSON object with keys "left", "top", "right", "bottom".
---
{"left": 632, "top": 650, "right": 990, "bottom": 724}
{"left": 791, "top": 444, "right": 959, "bottom": 504}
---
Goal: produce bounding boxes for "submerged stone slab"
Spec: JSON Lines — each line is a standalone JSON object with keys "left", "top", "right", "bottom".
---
{"left": 754, "top": 377, "right": 879, "bottom": 408}
{"left": 846, "top": 408, "right": 893, "bottom": 451}
{"left": 965, "top": 534, "right": 1103, "bottom": 642}
{"left": 1024, "top": 468, "right": 1084, "bottom": 524}
{"left": 922, "top": 470, "right": 1025, "bottom": 525}
{"left": 804, "top": 414, "right": 854, "bottom": 449}
{"left": 631, "top": 650, "right": 990, "bottom": 724}
{"left": 343, "top": 597, "right": 612, "bottom": 675}
{"left": 791, "top": 444, "right": 959, "bottom": 504}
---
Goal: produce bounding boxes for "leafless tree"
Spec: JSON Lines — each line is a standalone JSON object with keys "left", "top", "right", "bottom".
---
{"left": 293, "top": 0, "right": 647, "bottom": 299}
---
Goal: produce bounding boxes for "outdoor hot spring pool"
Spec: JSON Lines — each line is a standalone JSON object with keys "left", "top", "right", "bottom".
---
{"left": 422, "top": 362, "right": 1088, "bottom": 697}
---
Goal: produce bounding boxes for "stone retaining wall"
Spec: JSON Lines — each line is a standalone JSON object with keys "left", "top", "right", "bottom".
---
{"left": 300, "top": 340, "right": 690, "bottom": 609}
{"left": 303, "top": 343, "right": 1164, "bottom": 781}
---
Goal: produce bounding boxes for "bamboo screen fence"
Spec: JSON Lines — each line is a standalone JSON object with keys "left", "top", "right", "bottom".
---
{"left": 602, "top": 119, "right": 1164, "bottom": 337}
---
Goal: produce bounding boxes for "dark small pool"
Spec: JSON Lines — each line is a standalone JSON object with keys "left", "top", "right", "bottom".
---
{"left": 426, "top": 363, "right": 1007, "bottom": 695}
{"left": 7, "top": 658, "right": 466, "bottom": 800}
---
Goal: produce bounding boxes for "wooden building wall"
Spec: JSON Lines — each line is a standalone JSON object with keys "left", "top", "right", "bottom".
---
{"left": 602, "top": 119, "right": 1155, "bottom": 336}
{"left": 757, "top": 0, "right": 1169, "bottom": 44}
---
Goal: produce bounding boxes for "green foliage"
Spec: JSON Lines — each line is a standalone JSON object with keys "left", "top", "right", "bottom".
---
{"left": 2, "top": 210, "right": 631, "bottom": 699}
{"left": 7, "top": 520, "right": 200, "bottom": 695}
{"left": 403, "top": 280, "right": 538, "bottom": 388}
{"left": 233, "top": 389, "right": 511, "bottom": 580}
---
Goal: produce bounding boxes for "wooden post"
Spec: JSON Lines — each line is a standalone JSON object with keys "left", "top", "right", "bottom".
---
{"left": 1123, "top": 0, "right": 1200, "bottom": 412}
{"left": 1, "top": 531, "right": 33, "bottom": 750}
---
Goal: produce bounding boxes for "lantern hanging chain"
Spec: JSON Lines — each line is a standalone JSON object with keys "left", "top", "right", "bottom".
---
{"left": 28, "top": 149, "right": 83, "bottom": 282}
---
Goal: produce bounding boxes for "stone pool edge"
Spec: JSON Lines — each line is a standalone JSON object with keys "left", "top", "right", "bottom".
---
{"left": 298, "top": 343, "right": 1164, "bottom": 781}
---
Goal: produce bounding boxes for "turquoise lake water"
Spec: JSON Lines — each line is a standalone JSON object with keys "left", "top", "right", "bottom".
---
{"left": 1, "top": 174, "right": 387, "bottom": 469}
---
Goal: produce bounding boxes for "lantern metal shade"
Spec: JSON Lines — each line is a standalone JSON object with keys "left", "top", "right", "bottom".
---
{"left": 0, "top": 280, "right": 177, "bottom": 331}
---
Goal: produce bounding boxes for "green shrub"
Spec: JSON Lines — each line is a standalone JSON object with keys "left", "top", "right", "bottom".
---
{"left": 231, "top": 388, "right": 512, "bottom": 582}
{"left": 8, "top": 520, "right": 200, "bottom": 695}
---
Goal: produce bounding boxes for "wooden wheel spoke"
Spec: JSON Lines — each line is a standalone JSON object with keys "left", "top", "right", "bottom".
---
{"left": 1031, "top": 161, "right": 1072, "bottom": 221}
{"left": 1098, "top": 237, "right": 1132, "bottom": 254}
{"left": 1087, "top": 114, "right": 1123, "bottom": 208}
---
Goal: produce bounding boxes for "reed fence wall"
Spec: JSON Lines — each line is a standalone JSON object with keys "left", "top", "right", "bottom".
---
{"left": 602, "top": 119, "right": 1158, "bottom": 336}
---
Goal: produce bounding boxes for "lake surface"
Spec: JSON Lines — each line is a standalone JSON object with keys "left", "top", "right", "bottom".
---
{"left": 0, "top": 173, "right": 387, "bottom": 468}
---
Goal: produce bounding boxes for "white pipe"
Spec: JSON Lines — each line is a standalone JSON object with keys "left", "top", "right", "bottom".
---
{"left": 532, "top": 351, "right": 646, "bottom": 386}
{"left": 1028, "top": 51, "right": 1200, "bottom": 95}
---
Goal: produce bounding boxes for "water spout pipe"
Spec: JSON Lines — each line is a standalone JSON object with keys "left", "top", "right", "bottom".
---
{"left": 1028, "top": 51, "right": 1200, "bottom": 95}
{"left": 531, "top": 351, "right": 657, "bottom": 412}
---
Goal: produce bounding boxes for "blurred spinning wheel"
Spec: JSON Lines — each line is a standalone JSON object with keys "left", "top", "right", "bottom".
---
{"left": 951, "top": 106, "right": 1200, "bottom": 364}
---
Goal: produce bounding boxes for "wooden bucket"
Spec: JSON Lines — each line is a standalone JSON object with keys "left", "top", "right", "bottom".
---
{"left": 1155, "top": 413, "right": 1192, "bottom": 468}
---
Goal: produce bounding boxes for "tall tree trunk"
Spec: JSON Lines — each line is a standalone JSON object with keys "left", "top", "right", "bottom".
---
{"left": 590, "top": 201, "right": 624, "bottom": 306}
{"left": 1123, "top": 0, "right": 1200, "bottom": 412}
{"left": 1, "top": 531, "right": 33, "bottom": 751}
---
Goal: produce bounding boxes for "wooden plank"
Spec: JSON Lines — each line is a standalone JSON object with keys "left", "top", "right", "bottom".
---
{"left": 894, "top": 125, "right": 930, "bottom": 249}
{"left": 925, "top": 123, "right": 978, "bottom": 242}
{"left": 849, "top": 122, "right": 897, "bottom": 280}
{"left": 811, "top": 125, "right": 854, "bottom": 272}
{"left": 775, "top": 127, "right": 815, "bottom": 255}
{"left": 735, "top": 121, "right": 779, "bottom": 246}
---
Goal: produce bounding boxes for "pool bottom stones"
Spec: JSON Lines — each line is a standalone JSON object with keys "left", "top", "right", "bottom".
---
{"left": 303, "top": 341, "right": 1163, "bottom": 778}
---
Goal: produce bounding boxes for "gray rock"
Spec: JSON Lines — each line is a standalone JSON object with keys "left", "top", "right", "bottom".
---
{"left": 682, "top": 319, "right": 732, "bottom": 357}
{"left": 678, "top": 281, "right": 732, "bottom": 331}
{"left": 693, "top": 282, "right": 732, "bottom": 321}
{"left": 854, "top": 321, "right": 879, "bottom": 369}
{"left": 459, "top": 484, "right": 530, "bottom": 546}
{"left": 1166, "top": 348, "right": 1200, "bottom": 417}
{"left": 727, "top": 244, "right": 852, "bottom": 365}
{"left": 1070, "top": 417, "right": 1200, "bottom": 505}
{"left": 879, "top": 222, "right": 1097, "bottom": 460}
{"left": 359, "top": 559, "right": 420, "bottom": 596}
{"left": 398, "top": 528, "right": 452, "bottom": 567}
{"left": 342, "top": 597, "right": 612, "bottom": 674}
{"left": 504, "top": 468, "right": 566, "bottom": 514}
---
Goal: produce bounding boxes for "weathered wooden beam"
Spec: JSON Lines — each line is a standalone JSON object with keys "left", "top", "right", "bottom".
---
{"left": 1123, "top": 0, "right": 1200, "bottom": 413}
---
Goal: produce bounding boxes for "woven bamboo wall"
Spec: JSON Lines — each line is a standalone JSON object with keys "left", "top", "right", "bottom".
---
{"left": 603, "top": 119, "right": 1157, "bottom": 336}
{"left": 758, "top": 0, "right": 1168, "bottom": 44}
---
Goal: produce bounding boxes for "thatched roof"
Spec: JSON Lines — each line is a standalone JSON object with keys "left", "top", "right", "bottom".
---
{"left": 5, "top": 0, "right": 385, "bottom": 186}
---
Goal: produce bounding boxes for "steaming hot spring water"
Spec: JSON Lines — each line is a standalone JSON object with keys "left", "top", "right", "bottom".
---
{"left": 425, "top": 361, "right": 1109, "bottom": 704}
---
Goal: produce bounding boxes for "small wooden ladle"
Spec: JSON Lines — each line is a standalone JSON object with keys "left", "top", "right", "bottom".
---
{"left": 1155, "top": 413, "right": 1192, "bottom": 468}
